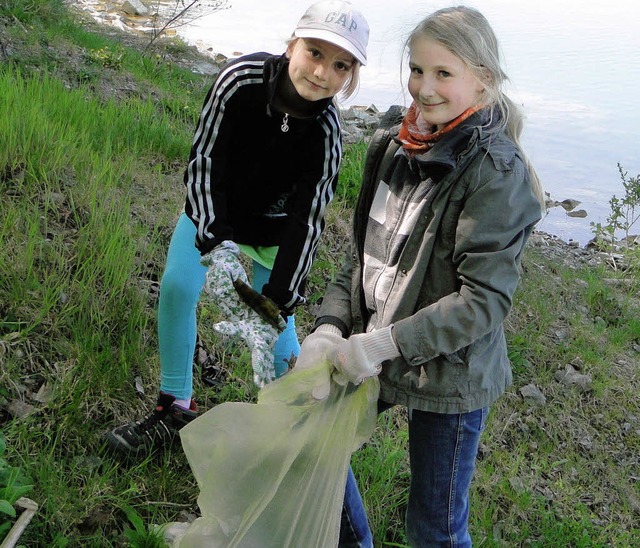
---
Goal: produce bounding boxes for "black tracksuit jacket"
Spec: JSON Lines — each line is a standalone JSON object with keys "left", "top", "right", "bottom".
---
{"left": 183, "top": 52, "right": 342, "bottom": 315}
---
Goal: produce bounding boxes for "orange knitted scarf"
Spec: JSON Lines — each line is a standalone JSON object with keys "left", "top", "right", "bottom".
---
{"left": 398, "top": 102, "right": 485, "bottom": 155}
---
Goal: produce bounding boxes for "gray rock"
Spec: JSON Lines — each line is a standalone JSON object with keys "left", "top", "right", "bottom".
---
{"left": 554, "top": 364, "right": 593, "bottom": 392}
{"left": 122, "top": 0, "right": 148, "bottom": 16}
{"left": 519, "top": 383, "right": 547, "bottom": 406}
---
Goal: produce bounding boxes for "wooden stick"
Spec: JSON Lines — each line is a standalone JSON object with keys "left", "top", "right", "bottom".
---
{"left": 0, "top": 497, "right": 38, "bottom": 548}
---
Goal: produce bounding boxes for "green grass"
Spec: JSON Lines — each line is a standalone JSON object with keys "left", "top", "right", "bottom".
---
{"left": 336, "top": 140, "right": 368, "bottom": 206}
{"left": 1, "top": 1, "right": 639, "bottom": 545}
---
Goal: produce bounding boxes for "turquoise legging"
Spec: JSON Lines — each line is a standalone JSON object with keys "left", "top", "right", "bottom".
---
{"left": 158, "top": 214, "right": 300, "bottom": 400}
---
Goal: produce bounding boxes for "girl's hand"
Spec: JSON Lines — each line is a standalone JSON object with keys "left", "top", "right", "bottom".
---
{"left": 294, "top": 326, "right": 344, "bottom": 400}
{"left": 201, "top": 240, "right": 278, "bottom": 388}
{"left": 332, "top": 327, "right": 400, "bottom": 385}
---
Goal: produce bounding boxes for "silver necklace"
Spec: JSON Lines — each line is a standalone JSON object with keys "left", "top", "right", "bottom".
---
{"left": 281, "top": 113, "right": 289, "bottom": 133}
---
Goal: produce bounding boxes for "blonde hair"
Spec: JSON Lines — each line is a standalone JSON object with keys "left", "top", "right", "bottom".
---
{"left": 406, "top": 6, "right": 545, "bottom": 208}
{"left": 340, "top": 61, "right": 361, "bottom": 100}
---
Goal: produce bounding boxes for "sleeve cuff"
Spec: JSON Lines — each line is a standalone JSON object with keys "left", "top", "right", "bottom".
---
{"left": 362, "top": 325, "right": 401, "bottom": 364}
{"left": 315, "top": 323, "right": 343, "bottom": 337}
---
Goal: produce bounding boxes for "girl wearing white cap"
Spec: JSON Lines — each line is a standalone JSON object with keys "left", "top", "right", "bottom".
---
{"left": 107, "top": 0, "right": 369, "bottom": 461}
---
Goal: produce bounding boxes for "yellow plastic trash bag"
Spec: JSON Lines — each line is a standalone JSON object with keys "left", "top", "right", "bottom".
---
{"left": 177, "top": 360, "right": 379, "bottom": 548}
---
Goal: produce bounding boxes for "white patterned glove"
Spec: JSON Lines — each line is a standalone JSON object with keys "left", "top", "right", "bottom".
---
{"left": 294, "top": 325, "right": 344, "bottom": 400}
{"left": 213, "top": 316, "right": 279, "bottom": 389}
{"left": 200, "top": 241, "right": 248, "bottom": 322}
{"left": 332, "top": 326, "right": 401, "bottom": 385}
{"left": 201, "top": 241, "right": 278, "bottom": 388}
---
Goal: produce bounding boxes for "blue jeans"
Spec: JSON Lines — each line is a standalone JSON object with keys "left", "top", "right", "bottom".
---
{"left": 339, "top": 467, "right": 374, "bottom": 548}
{"left": 340, "top": 405, "right": 488, "bottom": 548}
{"left": 157, "top": 213, "right": 299, "bottom": 399}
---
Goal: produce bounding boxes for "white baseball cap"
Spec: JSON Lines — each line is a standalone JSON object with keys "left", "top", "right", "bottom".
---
{"left": 293, "top": 0, "right": 369, "bottom": 65}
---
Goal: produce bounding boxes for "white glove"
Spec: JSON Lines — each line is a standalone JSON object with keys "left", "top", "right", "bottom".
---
{"left": 294, "top": 325, "right": 344, "bottom": 400}
{"left": 201, "top": 241, "right": 277, "bottom": 388}
{"left": 332, "top": 326, "right": 401, "bottom": 385}
{"left": 295, "top": 324, "right": 344, "bottom": 370}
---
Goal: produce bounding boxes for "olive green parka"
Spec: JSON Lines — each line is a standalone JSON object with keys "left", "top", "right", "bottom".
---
{"left": 315, "top": 115, "right": 542, "bottom": 413}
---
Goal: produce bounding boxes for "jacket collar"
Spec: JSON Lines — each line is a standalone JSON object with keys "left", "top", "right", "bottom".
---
{"left": 403, "top": 108, "right": 512, "bottom": 175}
{"left": 264, "top": 53, "right": 333, "bottom": 119}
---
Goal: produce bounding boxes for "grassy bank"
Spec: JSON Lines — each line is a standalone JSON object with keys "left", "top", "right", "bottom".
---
{"left": 1, "top": 1, "right": 639, "bottom": 545}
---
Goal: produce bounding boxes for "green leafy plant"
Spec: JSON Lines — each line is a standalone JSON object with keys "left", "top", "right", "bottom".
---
{"left": 0, "top": 432, "right": 33, "bottom": 541}
{"left": 122, "top": 505, "right": 167, "bottom": 548}
{"left": 85, "top": 46, "right": 124, "bottom": 70}
{"left": 591, "top": 164, "right": 640, "bottom": 252}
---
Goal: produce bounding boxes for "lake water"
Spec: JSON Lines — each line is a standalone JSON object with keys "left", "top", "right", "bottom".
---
{"left": 178, "top": 0, "right": 640, "bottom": 245}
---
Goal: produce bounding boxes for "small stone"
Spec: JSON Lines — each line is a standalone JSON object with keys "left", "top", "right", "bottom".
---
{"left": 7, "top": 399, "right": 36, "bottom": 419}
{"left": 555, "top": 364, "right": 593, "bottom": 392}
{"left": 134, "top": 376, "right": 145, "bottom": 396}
{"left": 519, "top": 383, "right": 546, "bottom": 406}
